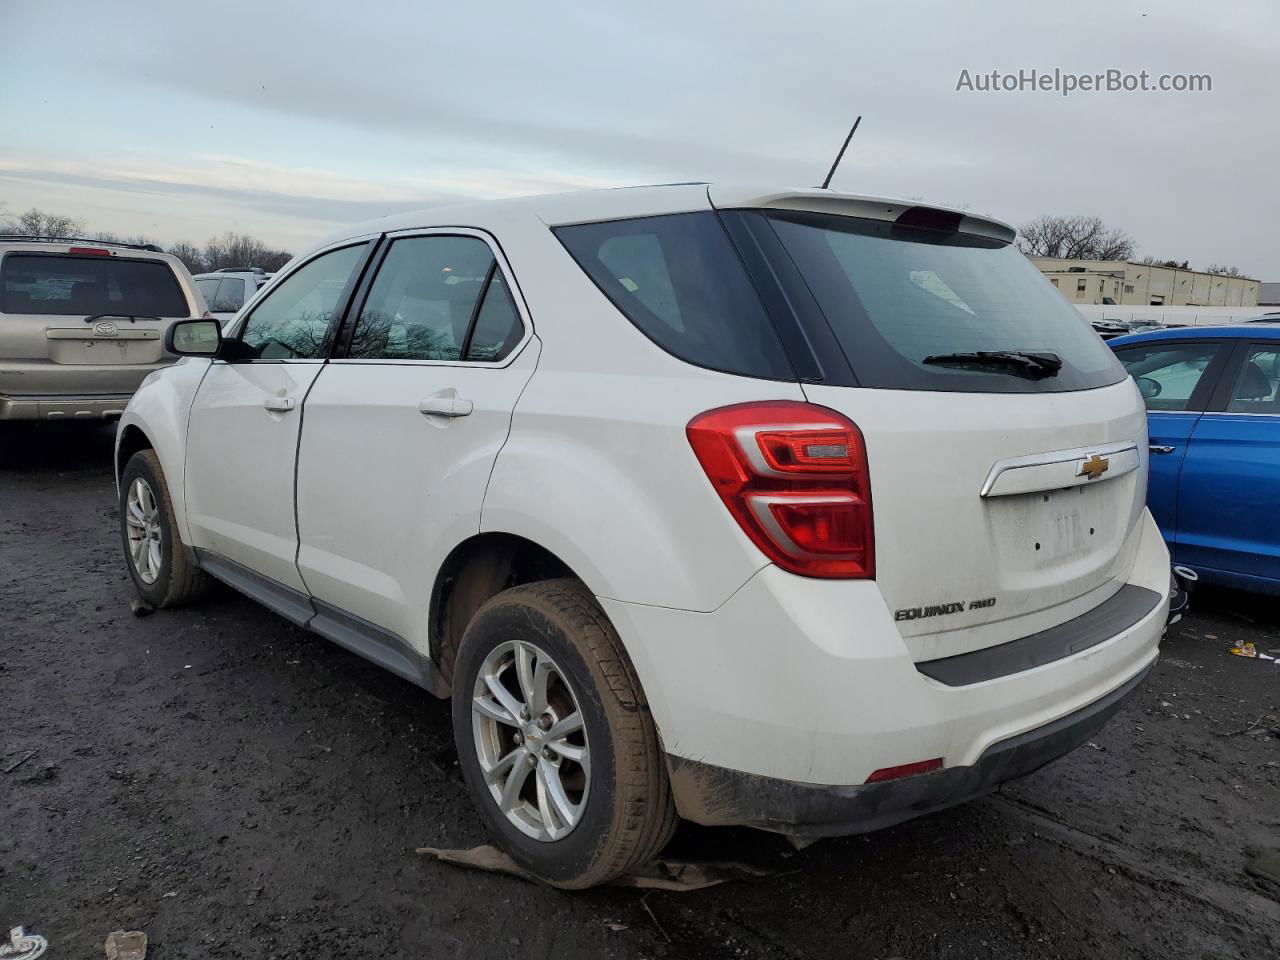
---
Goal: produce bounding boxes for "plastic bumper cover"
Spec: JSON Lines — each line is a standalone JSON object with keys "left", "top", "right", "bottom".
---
{"left": 667, "top": 659, "right": 1152, "bottom": 836}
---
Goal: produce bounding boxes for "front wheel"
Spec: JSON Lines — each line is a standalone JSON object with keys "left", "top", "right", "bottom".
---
{"left": 451, "top": 578, "right": 677, "bottom": 888}
{"left": 119, "top": 449, "right": 208, "bottom": 608}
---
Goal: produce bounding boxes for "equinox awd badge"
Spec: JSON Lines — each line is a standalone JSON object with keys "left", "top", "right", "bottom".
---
{"left": 895, "top": 596, "right": 996, "bottom": 621}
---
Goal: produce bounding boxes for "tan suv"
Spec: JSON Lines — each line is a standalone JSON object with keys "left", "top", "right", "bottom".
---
{"left": 0, "top": 237, "right": 205, "bottom": 420}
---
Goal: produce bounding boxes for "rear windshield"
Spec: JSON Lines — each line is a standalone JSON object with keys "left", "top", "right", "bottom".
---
{"left": 555, "top": 213, "right": 794, "bottom": 380}
{"left": 765, "top": 211, "right": 1126, "bottom": 393}
{"left": 0, "top": 253, "right": 189, "bottom": 318}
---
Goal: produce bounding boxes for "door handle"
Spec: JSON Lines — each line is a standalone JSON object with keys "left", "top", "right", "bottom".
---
{"left": 263, "top": 396, "right": 297, "bottom": 413}
{"left": 418, "top": 395, "right": 473, "bottom": 418}
{"left": 1149, "top": 444, "right": 1175, "bottom": 454}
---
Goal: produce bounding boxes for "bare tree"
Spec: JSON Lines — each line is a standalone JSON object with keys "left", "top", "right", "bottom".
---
{"left": 168, "top": 241, "right": 207, "bottom": 274}
{"left": 201, "top": 231, "right": 292, "bottom": 273}
{"left": 1017, "top": 215, "right": 1135, "bottom": 261}
{"left": 1141, "top": 256, "right": 1191, "bottom": 269}
{"left": 0, "top": 208, "right": 290, "bottom": 272}
{"left": 2, "top": 207, "right": 87, "bottom": 238}
{"left": 1205, "top": 264, "right": 1241, "bottom": 277}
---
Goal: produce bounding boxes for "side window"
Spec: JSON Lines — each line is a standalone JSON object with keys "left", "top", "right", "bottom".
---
{"left": 1115, "top": 342, "right": 1222, "bottom": 412}
{"left": 194, "top": 277, "right": 219, "bottom": 303}
{"left": 556, "top": 213, "right": 794, "bottom": 380}
{"left": 210, "top": 277, "right": 246, "bottom": 313}
{"left": 466, "top": 269, "right": 522, "bottom": 361}
{"left": 1227, "top": 346, "right": 1280, "bottom": 413}
{"left": 239, "top": 245, "right": 366, "bottom": 359}
{"left": 346, "top": 235, "right": 515, "bottom": 362}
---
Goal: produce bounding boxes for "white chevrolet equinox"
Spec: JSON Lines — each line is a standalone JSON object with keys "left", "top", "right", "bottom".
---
{"left": 115, "top": 184, "right": 1169, "bottom": 888}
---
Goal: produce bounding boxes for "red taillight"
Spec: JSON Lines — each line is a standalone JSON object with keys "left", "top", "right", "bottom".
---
{"left": 686, "top": 401, "right": 874, "bottom": 579}
{"left": 865, "top": 758, "right": 943, "bottom": 783}
{"left": 68, "top": 246, "right": 112, "bottom": 256}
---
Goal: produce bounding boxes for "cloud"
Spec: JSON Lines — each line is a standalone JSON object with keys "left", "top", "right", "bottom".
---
{"left": 1, "top": 0, "right": 1276, "bottom": 272}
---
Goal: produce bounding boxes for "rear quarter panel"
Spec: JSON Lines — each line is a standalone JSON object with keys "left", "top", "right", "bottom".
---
{"left": 476, "top": 211, "right": 807, "bottom": 611}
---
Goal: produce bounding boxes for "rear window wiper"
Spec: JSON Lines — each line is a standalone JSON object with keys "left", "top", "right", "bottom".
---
{"left": 922, "top": 350, "right": 1063, "bottom": 379}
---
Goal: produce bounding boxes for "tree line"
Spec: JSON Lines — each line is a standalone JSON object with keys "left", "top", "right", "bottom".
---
{"left": 1016, "top": 213, "right": 1241, "bottom": 276}
{"left": 0, "top": 207, "right": 293, "bottom": 274}
{"left": 3, "top": 203, "right": 1244, "bottom": 280}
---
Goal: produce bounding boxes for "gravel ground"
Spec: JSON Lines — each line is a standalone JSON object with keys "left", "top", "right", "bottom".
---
{"left": 2, "top": 422, "right": 1278, "bottom": 959}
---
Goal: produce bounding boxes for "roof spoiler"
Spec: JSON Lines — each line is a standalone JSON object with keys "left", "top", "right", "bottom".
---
{"left": 706, "top": 187, "right": 1016, "bottom": 245}
{"left": 0, "top": 235, "right": 165, "bottom": 253}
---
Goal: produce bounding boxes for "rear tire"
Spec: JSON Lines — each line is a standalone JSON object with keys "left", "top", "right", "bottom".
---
{"left": 119, "top": 449, "right": 208, "bottom": 608}
{"left": 451, "top": 578, "right": 677, "bottom": 888}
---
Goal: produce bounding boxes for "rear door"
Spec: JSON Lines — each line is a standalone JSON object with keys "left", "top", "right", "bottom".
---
{"left": 0, "top": 248, "right": 193, "bottom": 398}
{"left": 184, "top": 241, "right": 372, "bottom": 592}
{"left": 1176, "top": 341, "right": 1280, "bottom": 581}
{"left": 295, "top": 230, "right": 537, "bottom": 652}
{"left": 1111, "top": 339, "right": 1231, "bottom": 541}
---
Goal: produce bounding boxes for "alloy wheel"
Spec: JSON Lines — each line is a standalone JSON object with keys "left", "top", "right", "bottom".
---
{"left": 124, "top": 477, "right": 162, "bottom": 585}
{"left": 470, "top": 639, "right": 591, "bottom": 841}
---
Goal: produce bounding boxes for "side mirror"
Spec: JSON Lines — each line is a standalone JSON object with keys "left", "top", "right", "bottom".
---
{"left": 1135, "top": 376, "right": 1162, "bottom": 400}
{"left": 165, "top": 319, "right": 222, "bottom": 357}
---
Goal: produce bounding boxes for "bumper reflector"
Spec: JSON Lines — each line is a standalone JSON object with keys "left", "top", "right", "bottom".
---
{"left": 865, "top": 758, "right": 944, "bottom": 783}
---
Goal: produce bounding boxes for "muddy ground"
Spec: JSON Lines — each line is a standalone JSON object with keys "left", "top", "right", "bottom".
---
{"left": 1, "top": 422, "right": 1277, "bottom": 959}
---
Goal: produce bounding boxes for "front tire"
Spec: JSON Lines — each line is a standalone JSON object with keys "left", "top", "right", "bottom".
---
{"left": 451, "top": 578, "right": 677, "bottom": 888}
{"left": 119, "top": 449, "right": 208, "bottom": 608}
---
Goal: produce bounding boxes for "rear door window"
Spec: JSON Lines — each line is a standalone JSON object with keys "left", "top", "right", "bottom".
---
{"left": 465, "top": 269, "right": 523, "bottom": 361}
{"left": 194, "top": 277, "right": 220, "bottom": 303}
{"left": 556, "top": 213, "right": 794, "bottom": 380}
{"left": 0, "top": 253, "right": 189, "bottom": 317}
{"left": 238, "top": 244, "right": 367, "bottom": 359}
{"left": 210, "top": 277, "right": 247, "bottom": 313}
{"left": 344, "top": 235, "right": 505, "bottom": 362}
{"left": 1113, "top": 342, "right": 1224, "bottom": 411}
{"left": 1226, "top": 346, "right": 1280, "bottom": 413}
{"left": 762, "top": 211, "right": 1127, "bottom": 393}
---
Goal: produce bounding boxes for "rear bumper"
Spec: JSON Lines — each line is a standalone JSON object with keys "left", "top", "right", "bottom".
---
{"left": 600, "top": 509, "right": 1169, "bottom": 830}
{"left": 666, "top": 660, "right": 1151, "bottom": 836}
{"left": 0, "top": 393, "right": 133, "bottom": 420}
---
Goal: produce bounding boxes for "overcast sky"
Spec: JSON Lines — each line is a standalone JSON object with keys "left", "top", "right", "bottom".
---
{"left": 2, "top": 0, "right": 1275, "bottom": 276}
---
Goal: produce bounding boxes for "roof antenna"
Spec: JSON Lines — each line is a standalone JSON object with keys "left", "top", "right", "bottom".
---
{"left": 819, "top": 115, "right": 862, "bottom": 190}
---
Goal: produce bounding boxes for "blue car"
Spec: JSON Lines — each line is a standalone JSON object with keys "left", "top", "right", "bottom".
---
{"left": 1110, "top": 325, "right": 1280, "bottom": 594}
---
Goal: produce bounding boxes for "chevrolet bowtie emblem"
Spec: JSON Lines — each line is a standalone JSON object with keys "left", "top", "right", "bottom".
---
{"left": 1078, "top": 454, "right": 1110, "bottom": 480}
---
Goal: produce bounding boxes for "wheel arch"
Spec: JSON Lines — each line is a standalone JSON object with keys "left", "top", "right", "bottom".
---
{"left": 429, "top": 531, "right": 587, "bottom": 691}
{"left": 116, "top": 423, "right": 154, "bottom": 484}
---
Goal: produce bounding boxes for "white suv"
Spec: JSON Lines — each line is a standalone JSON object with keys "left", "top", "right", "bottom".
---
{"left": 115, "top": 184, "right": 1169, "bottom": 888}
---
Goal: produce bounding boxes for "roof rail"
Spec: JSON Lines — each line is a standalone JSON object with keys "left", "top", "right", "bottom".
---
{"left": 0, "top": 235, "right": 165, "bottom": 253}
{"left": 216, "top": 266, "right": 266, "bottom": 274}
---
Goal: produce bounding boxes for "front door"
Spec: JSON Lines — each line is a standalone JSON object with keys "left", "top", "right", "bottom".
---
{"left": 295, "top": 231, "right": 537, "bottom": 654}
{"left": 184, "top": 242, "right": 371, "bottom": 591}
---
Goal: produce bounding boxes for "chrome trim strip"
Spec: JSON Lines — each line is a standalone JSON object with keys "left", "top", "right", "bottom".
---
{"left": 980, "top": 440, "right": 1139, "bottom": 498}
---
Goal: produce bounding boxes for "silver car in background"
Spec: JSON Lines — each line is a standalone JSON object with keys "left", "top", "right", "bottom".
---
{"left": 191, "top": 267, "right": 273, "bottom": 326}
{"left": 0, "top": 237, "right": 205, "bottom": 421}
